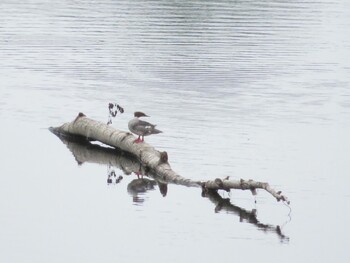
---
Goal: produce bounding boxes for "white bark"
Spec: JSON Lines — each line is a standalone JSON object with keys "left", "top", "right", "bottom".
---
{"left": 50, "top": 112, "right": 290, "bottom": 204}
{"left": 203, "top": 178, "right": 289, "bottom": 203}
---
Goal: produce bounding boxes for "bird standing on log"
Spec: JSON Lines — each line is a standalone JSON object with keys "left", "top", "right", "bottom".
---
{"left": 128, "top": 111, "right": 162, "bottom": 143}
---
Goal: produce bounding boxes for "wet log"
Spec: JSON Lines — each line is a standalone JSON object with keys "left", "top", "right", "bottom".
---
{"left": 50, "top": 112, "right": 290, "bottom": 204}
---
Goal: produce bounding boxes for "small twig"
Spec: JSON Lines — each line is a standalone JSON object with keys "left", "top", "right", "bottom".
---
{"left": 107, "top": 103, "right": 124, "bottom": 125}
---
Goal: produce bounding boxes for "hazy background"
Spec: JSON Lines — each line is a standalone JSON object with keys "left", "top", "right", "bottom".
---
{"left": 1, "top": 0, "right": 350, "bottom": 262}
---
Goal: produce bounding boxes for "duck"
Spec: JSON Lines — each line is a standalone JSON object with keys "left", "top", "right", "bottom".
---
{"left": 128, "top": 111, "right": 162, "bottom": 143}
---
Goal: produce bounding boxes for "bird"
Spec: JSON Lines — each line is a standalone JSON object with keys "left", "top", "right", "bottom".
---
{"left": 128, "top": 111, "right": 162, "bottom": 143}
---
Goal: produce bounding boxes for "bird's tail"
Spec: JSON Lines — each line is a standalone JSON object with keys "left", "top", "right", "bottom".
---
{"left": 152, "top": 128, "right": 162, "bottom": 134}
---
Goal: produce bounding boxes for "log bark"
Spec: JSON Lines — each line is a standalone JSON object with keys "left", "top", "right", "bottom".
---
{"left": 50, "top": 112, "right": 290, "bottom": 204}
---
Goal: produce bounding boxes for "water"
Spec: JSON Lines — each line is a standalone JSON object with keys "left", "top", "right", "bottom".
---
{"left": 1, "top": 0, "right": 350, "bottom": 262}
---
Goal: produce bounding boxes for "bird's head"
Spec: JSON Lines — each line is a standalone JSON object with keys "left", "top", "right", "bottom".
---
{"left": 134, "top": 111, "right": 149, "bottom": 118}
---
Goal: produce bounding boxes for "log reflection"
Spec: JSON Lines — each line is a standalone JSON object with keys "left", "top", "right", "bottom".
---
{"left": 52, "top": 131, "right": 289, "bottom": 241}
{"left": 203, "top": 189, "right": 289, "bottom": 243}
{"left": 54, "top": 133, "right": 167, "bottom": 201}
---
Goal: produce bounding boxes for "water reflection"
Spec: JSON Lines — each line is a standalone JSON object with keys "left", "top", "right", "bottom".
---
{"left": 50, "top": 126, "right": 167, "bottom": 202}
{"left": 127, "top": 178, "right": 157, "bottom": 204}
{"left": 1, "top": 0, "right": 350, "bottom": 259}
{"left": 106, "top": 165, "right": 123, "bottom": 185}
{"left": 203, "top": 189, "right": 289, "bottom": 243}
{"left": 51, "top": 128, "right": 289, "bottom": 241}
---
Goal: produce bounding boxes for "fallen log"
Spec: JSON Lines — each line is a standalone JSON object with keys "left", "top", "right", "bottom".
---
{"left": 50, "top": 112, "right": 290, "bottom": 204}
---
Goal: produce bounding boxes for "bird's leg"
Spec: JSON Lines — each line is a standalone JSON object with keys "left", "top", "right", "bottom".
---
{"left": 141, "top": 136, "right": 144, "bottom": 142}
{"left": 133, "top": 136, "right": 142, "bottom": 143}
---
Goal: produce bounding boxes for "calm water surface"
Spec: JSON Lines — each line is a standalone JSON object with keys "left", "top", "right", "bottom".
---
{"left": 1, "top": 0, "right": 350, "bottom": 262}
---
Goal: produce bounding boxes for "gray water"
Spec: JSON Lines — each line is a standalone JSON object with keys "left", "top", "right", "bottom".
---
{"left": 1, "top": 0, "right": 350, "bottom": 262}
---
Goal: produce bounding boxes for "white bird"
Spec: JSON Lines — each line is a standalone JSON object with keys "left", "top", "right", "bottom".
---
{"left": 128, "top": 111, "right": 162, "bottom": 143}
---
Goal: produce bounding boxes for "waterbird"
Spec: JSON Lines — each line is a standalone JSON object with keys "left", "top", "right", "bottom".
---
{"left": 128, "top": 111, "right": 162, "bottom": 143}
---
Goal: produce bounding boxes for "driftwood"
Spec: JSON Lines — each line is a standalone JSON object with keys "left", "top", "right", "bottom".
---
{"left": 50, "top": 128, "right": 289, "bottom": 241}
{"left": 50, "top": 112, "right": 290, "bottom": 204}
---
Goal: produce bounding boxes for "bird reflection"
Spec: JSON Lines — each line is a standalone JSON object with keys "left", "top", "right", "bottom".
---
{"left": 127, "top": 178, "right": 157, "bottom": 203}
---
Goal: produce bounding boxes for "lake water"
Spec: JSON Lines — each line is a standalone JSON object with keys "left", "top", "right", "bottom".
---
{"left": 1, "top": 0, "right": 350, "bottom": 262}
